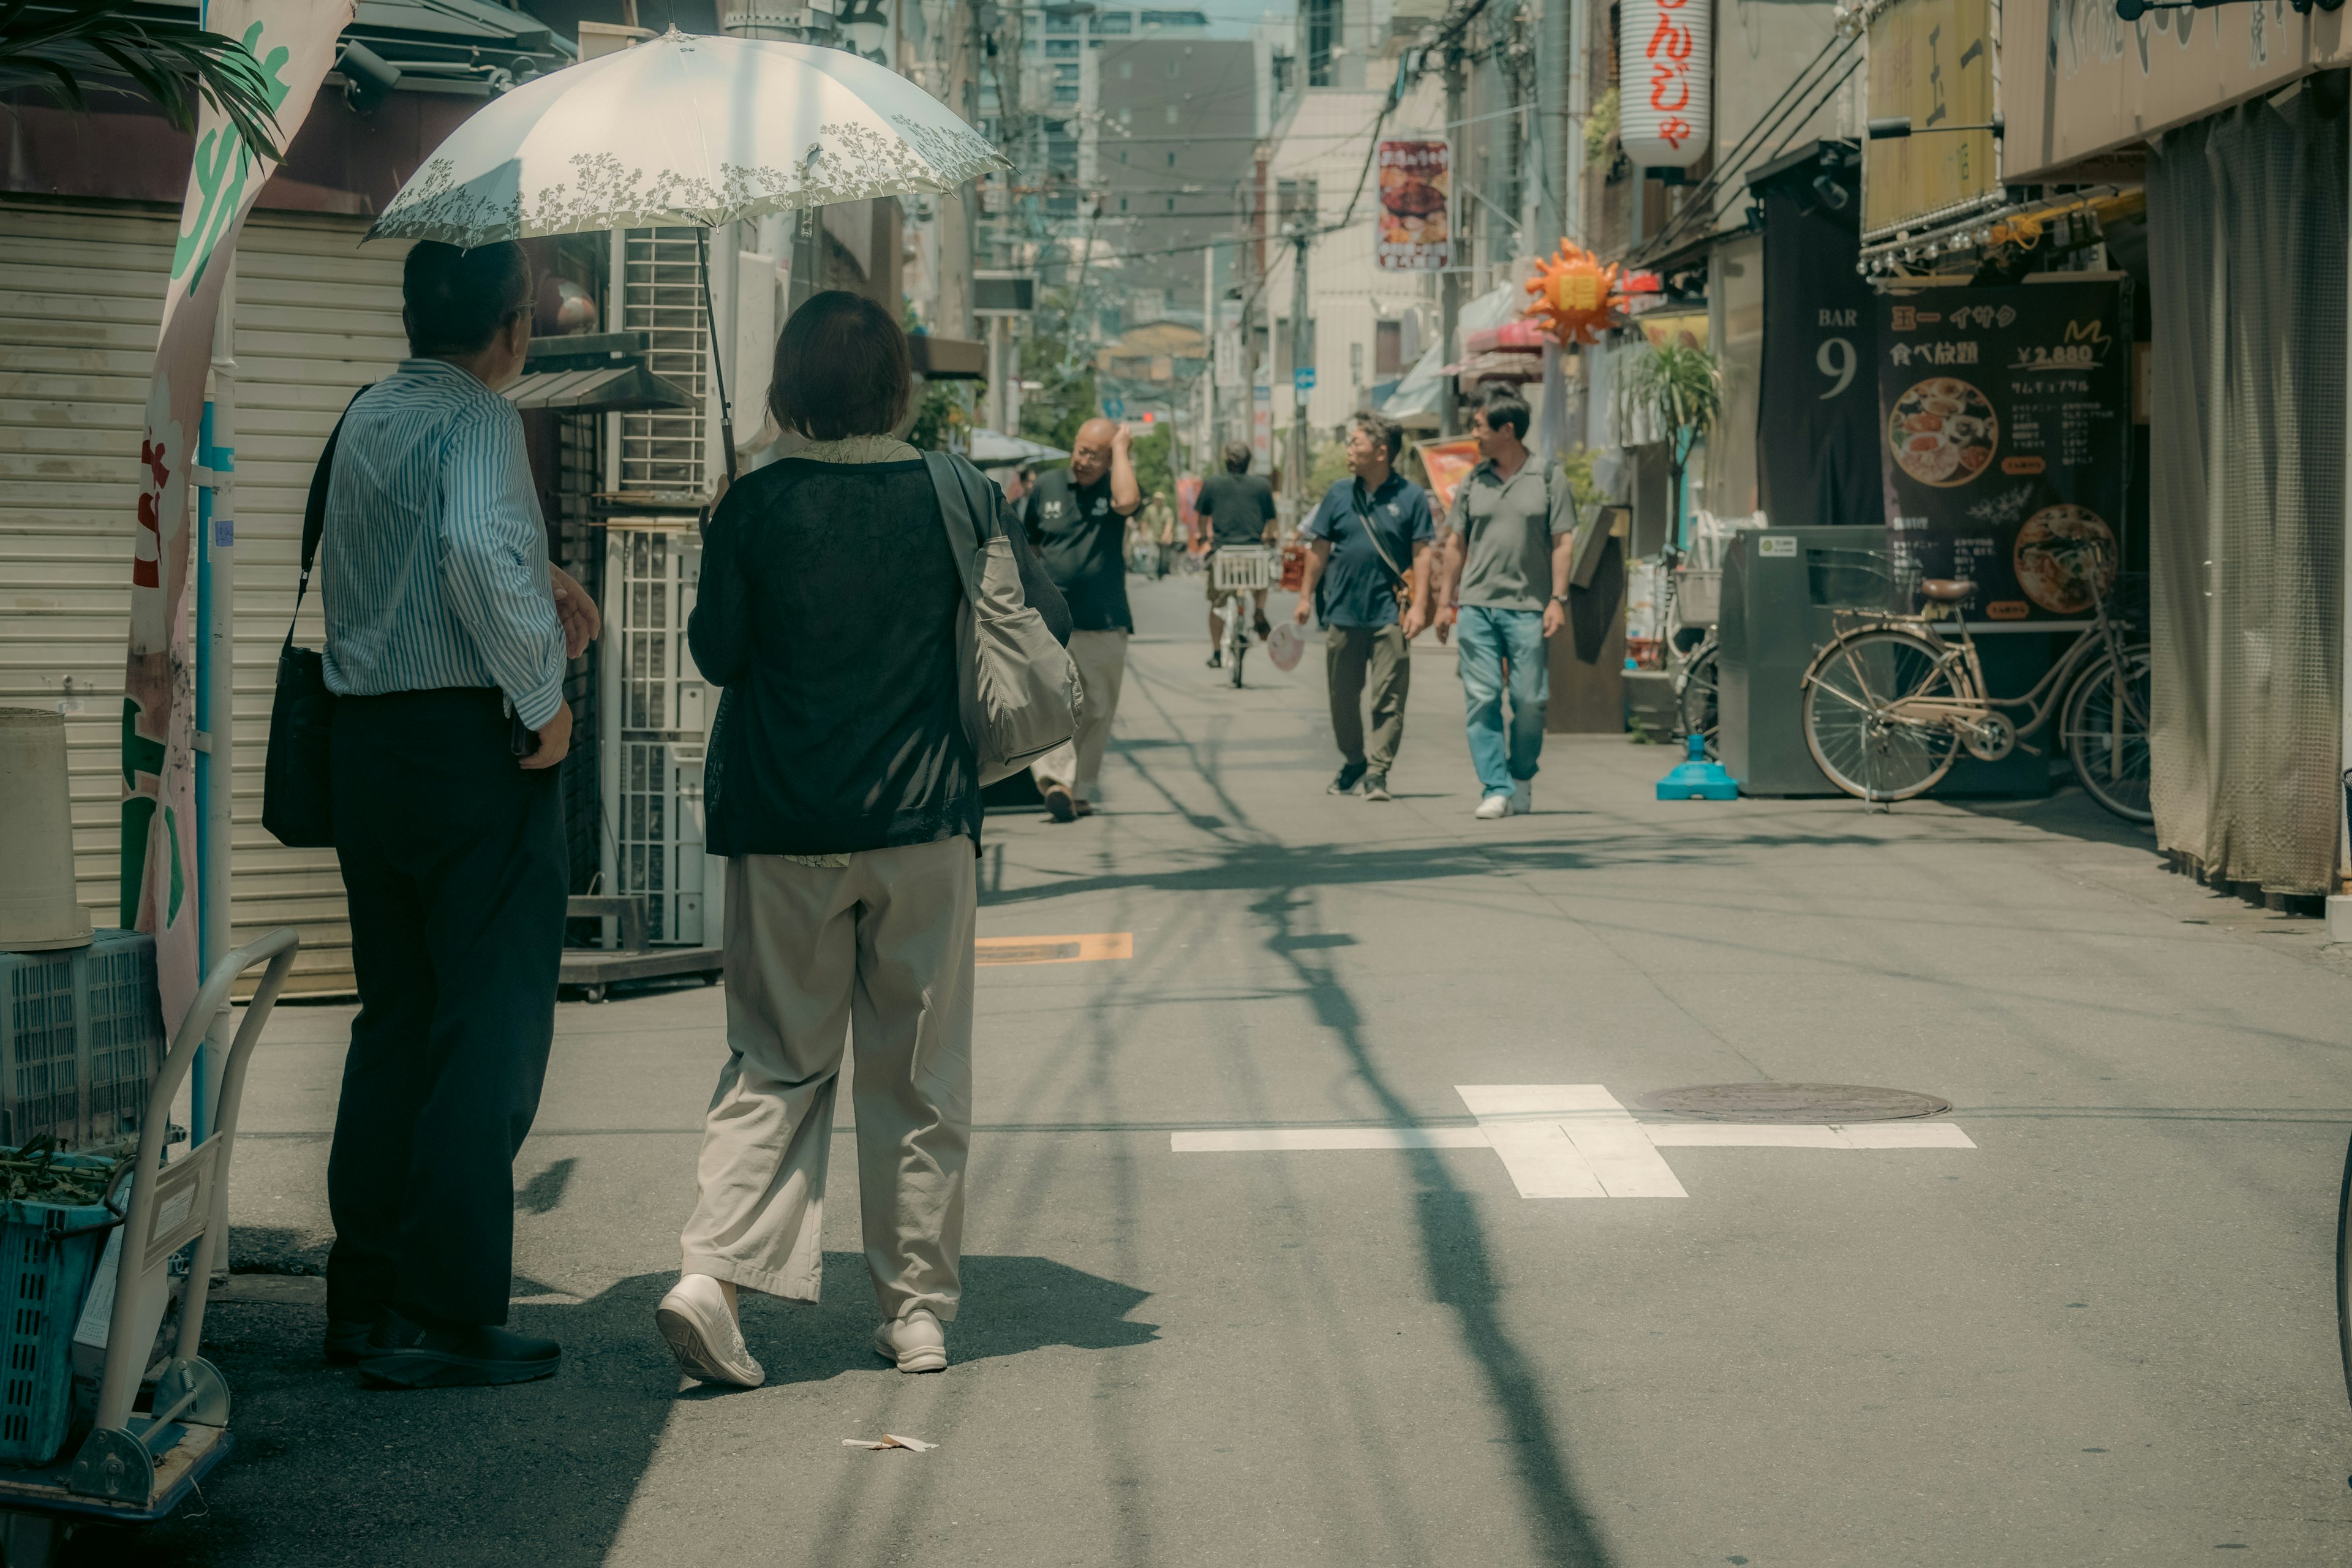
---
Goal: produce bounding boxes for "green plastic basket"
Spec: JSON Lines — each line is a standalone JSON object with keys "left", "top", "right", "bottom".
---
{"left": 0, "top": 1156, "right": 116, "bottom": 1466}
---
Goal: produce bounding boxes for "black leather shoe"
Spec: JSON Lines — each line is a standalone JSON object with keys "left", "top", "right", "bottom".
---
{"left": 324, "top": 1317, "right": 375, "bottom": 1366}
{"left": 359, "top": 1308, "right": 561, "bottom": 1389}
{"left": 1327, "top": 763, "right": 1368, "bottom": 795}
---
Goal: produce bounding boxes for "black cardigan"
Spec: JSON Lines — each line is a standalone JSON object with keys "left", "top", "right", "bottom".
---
{"left": 691, "top": 455, "right": 1069, "bottom": 858}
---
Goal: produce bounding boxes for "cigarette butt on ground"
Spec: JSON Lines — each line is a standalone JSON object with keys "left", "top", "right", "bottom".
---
{"left": 843, "top": 1434, "right": 937, "bottom": 1452}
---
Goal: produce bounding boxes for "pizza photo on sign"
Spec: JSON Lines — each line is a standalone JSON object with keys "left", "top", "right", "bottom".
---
{"left": 1887, "top": 376, "right": 1997, "bottom": 488}
{"left": 2012, "top": 504, "right": 2117, "bottom": 614}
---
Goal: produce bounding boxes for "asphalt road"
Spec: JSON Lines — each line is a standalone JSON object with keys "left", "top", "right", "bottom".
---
{"left": 75, "top": 570, "right": 2352, "bottom": 1566}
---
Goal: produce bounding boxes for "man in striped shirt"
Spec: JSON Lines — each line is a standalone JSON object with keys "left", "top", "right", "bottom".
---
{"left": 318, "top": 240, "right": 598, "bottom": 1389}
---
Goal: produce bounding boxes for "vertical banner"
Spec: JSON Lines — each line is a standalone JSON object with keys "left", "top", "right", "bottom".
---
{"left": 1375, "top": 140, "right": 1450, "bottom": 272}
{"left": 124, "top": 1, "right": 350, "bottom": 1025}
{"left": 1755, "top": 163, "right": 1878, "bottom": 526}
{"left": 1878, "top": 279, "right": 2131, "bottom": 622}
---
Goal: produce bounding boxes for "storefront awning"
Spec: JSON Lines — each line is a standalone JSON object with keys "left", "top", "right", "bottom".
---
{"left": 503, "top": 363, "right": 697, "bottom": 413}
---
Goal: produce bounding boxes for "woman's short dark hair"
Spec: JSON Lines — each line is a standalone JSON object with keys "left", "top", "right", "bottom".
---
{"left": 1223, "top": 441, "right": 1252, "bottom": 473}
{"left": 1352, "top": 413, "right": 1404, "bottom": 461}
{"left": 403, "top": 241, "right": 533, "bottom": 356}
{"left": 769, "top": 291, "right": 911, "bottom": 440}
{"left": 1477, "top": 388, "right": 1532, "bottom": 441}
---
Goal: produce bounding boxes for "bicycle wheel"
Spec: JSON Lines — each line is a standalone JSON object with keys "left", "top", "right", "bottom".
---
{"left": 1676, "top": 639, "right": 1719, "bottom": 758}
{"left": 1229, "top": 630, "right": 1247, "bottom": 687}
{"left": 1802, "top": 628, "right": 1962, "bottom": 802}
{"left": 2339, "top": 1130, "right": 2352, "bottom": 1410}
{"left": 2060, "top": 643, "right": 2153, "bottom": 823}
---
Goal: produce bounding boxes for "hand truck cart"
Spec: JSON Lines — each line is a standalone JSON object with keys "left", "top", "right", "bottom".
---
{"left": 0, "top": 928, "right": 298, "bottom": 1566}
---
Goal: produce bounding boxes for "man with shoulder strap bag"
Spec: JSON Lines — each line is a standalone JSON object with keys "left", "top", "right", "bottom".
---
{"left": 288, "top": 241, "right": 600, "bottom": 1391}
{"left": 1292, "top": 413, "right": 1436, "bottom": 802}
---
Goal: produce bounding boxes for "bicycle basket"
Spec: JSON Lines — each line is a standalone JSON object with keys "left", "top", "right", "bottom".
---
{"left": 1212, "top": 548, "right": 1276, "bottom": 592}
{"left": 1805, "top": 548, "right": 1901, "bottom": 611}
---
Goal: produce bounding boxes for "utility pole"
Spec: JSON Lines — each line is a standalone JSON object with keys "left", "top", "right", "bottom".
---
{"left": 1287, "top": 222, "right": 1311, "bottom": 516}
{"left": 1536, "top": 0, "right": 1566, "bottom": 244}
{"left": 1441, "top": 42, "right": 1466, "bottom": 437}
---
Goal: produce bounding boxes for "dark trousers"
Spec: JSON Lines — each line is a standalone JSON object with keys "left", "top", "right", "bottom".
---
{"left": 1325, "top": 623, "right": 1411, "bottom": 773}
{"left": 326, "top": 688, "right": 566, "bottom": 1326}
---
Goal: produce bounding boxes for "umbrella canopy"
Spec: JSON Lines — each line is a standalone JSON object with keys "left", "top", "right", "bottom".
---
{"left": 967, "top": 429, "right": 1068, "bottom": 469}
{"left": 367, "top": 26, "right": 1005, "bottom": 246}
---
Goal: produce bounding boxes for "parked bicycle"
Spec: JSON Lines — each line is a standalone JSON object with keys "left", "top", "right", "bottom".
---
{"left": 1798, "top": 539, "right": 2151, "bottom": 821}
{"left": 1208, "top": 545, "right": 1276, "bottom": 688}
{"left": 1674, "top": 629, "right": 1719, "bottom": 758}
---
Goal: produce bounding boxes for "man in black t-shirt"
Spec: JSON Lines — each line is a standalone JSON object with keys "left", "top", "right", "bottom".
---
{"left": 1195, "top": 442, "right": 1279, "bottom": 666}
{"left": 1022, "top": 417, "right": 1140, "bottom": 821}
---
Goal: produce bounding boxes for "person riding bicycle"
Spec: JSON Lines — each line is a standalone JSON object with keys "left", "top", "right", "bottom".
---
{"left": 1196, "top": 442, "right": 1278, "bottom": 668}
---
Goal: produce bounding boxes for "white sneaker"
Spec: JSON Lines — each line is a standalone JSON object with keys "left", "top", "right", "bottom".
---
{"left": 873, "top": 1306, "right": 948, "bottom": 1373}
{"left": 655, "top": 1273, "right": 764, "bottom": 1387}
{"left": 1474, "top": 794, "right": 1510, "bottom": 820}
{"left": 1510, "top": 780, "right": 1532, "bottom": 816}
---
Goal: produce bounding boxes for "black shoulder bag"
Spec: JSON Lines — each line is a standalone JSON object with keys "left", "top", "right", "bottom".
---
{"left": 262, "top": 390, "right": 366, "bottom": 848}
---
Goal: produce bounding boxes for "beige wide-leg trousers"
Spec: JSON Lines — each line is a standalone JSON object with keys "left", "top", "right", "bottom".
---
{"left": 1030, "top": 628, "right": 1128, "bottom": 800}
{"left": 679, "top": 840, "right": 976, "bottom": 1322}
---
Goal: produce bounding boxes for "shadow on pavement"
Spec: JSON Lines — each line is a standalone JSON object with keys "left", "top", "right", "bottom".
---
{"left": 1251, "top": 884, "right": 1615, "bottom": 1567}
{"left": 63, "top": 1255, "right": 1152, "bottom": 1568}
{"left": 1943, "top": 779, "right": 2159, "bottom": 852}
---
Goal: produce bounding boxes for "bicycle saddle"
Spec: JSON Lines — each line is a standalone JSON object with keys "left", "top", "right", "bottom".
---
{"left": 1918, "top": 578, "right": 1976, "bottom": 603}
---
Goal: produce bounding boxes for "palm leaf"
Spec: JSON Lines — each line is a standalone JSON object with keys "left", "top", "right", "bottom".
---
{"left": 1621, "top": 341, "right": 1724, "bottom": 454}
{"left": 0, "top": 1, "right": 285, "bottom": 162}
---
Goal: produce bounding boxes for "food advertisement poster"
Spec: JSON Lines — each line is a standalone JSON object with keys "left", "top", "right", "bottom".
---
{"left": 1877, "top": 279, "right": 2130, "bottom": 622}
{"left": 1375, "top": 140, "right": 1449, "bottom": 271}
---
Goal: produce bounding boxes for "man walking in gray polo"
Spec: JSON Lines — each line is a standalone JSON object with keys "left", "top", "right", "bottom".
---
{"left": 1434, "top": 388, "right": 1576, "bottom": 818}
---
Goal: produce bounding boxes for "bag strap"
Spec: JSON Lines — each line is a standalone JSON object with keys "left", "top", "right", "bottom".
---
{"left": 924, "top": 450, "right": 990, "bottom": 604}
{"left": 1348, "top": 481, "right": 1409, "bottom": 588}
{"left": 287, "top": 386, "right": 370, "bottom": 654}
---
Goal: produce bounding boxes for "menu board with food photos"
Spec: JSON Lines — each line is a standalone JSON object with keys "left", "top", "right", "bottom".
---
{"left": 1375, "top": 140, "right": 1449, "bottom": 272}
{"left": 1877, "top": 279, "right": 2131, "bottom": 622}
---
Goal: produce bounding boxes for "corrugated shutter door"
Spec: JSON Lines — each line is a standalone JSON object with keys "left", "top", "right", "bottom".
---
{"left": 0, "top": 199, "right": 409, "bottom": 995}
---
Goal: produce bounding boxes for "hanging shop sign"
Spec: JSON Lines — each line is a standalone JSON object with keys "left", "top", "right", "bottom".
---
{"left": 1862, "top": 0, "right": 1999, "bottom": 241}
{"left": 1878, "top": 279, "right": 2132, "bottom": 622}
{"left": 1374, "top": 140, "right": 1450, "bottom": 271}
{"left": 2005, "top": 2, "right": 2339, "bottom": 183}
{"left": 1618, "top": 0, "right": 1711, "bottom": 167}
{"left": 1757, "top": 159, "right": 1879, "bottom": 527}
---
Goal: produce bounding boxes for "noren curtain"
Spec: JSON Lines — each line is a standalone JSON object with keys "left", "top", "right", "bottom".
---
{"left": 2145, "top": 90, "right": 2346, "bottom": 895}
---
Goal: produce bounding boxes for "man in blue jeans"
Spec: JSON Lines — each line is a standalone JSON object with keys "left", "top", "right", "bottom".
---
{"left": 1434, "top": 388, "right": 1577, "bottom": 818}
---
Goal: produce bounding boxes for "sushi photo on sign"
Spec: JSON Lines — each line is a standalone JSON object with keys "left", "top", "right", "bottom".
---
{"left": 1877, "top": 280, "right": 2130, "bottom": 622}
{"left": 1375, "top": 140, "right": 1450, "bottom": 272}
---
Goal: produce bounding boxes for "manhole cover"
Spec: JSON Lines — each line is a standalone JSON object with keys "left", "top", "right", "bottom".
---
{"left": 1634, "top": 1083, "right": 1952, "bottom": 1123}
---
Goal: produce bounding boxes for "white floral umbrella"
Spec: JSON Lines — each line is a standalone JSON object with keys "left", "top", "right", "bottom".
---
{"left": 366, "top": 26, "right": 1004, "bottom": 246}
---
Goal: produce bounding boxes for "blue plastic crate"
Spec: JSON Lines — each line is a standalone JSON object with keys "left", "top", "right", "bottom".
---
{"left": 0, "top": 932, "right": 166, "bottom": 1151}
{"left": 0, "top": 1158, "right": 115, "bottom": 1466}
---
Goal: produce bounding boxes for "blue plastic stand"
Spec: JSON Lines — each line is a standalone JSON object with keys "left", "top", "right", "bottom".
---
{"left": 1656, "top": 734, "right": 1740, "bottom": 801}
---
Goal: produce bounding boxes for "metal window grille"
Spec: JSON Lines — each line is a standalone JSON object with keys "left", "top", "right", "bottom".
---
{"left": 620, "top": 228, "right": 709, "bottom": 495}
{"left": 604, "top": 530, "right": 710, "bottom": 944}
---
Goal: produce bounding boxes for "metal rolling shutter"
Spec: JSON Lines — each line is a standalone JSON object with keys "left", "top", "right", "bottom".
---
{"left": 0, "top": 198, "right": 409, "bottom": 995}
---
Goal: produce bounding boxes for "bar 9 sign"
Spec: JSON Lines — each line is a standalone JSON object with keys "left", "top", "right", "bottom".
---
{"left": 1618, "top": 0, "right": 1710, "bottom": 168}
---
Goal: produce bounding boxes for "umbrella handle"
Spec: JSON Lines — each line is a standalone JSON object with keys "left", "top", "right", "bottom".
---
{"left": 698, "top": 227, "right": 740, "bottom": 485}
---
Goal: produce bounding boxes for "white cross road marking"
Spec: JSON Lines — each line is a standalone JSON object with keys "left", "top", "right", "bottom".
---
{"left": 1169, "top": 1085, "right": 1976, "bottom": 1198}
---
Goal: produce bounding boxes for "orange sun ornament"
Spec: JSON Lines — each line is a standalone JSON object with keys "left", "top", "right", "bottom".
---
{"left": 1525, "top": 240, "right": 1623, "bottom": 347}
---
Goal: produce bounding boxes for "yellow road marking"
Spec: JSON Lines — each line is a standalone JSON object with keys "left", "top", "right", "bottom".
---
{"left": 974, "top": 933, "right": 1133, "bottom": 966}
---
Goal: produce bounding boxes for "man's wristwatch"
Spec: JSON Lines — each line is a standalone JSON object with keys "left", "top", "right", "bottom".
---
{"left": 1550, "top": 593, "right": 1569, "bottom": 605}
